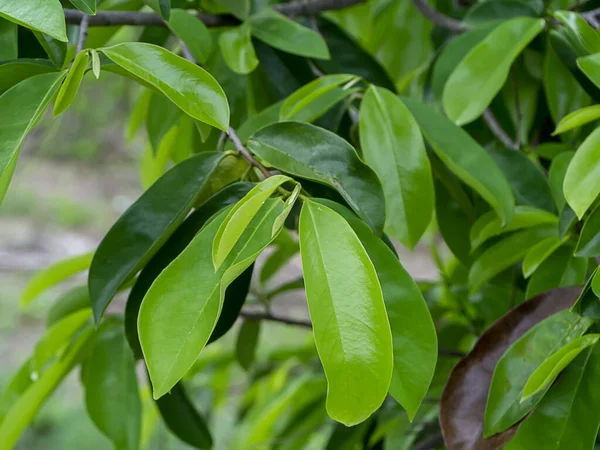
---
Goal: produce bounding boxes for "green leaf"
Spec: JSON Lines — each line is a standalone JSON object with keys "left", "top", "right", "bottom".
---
{"left": 522, "top": 235, "right": 563, "bottom": 278}
{"left": 249, "top": 9, "right": 330, "bottom": 60}
{"left": 236, "top": 320, "right": 260, "bottom": 371}
{"left": 401, "top": 97, "right": 515, "bottom": 225}
{"left": 469, "top": 226, "right": 556, "bottom": 293}
{"left": 575, "top": 204, "right": 600, "bottom": 257}
{"left": 219, "top": 24, "right": 258, "bottom": 75}
{"left": 359, "top": 86, "right": 433, "bottom": 249}
{"left": 280, "top": 74, "right": 357, "bottom": 120}
{"left": 0, "top": 326, "right": 94, "bottom": 448}
{"left": 54, "top": 50, "right": 89, "bottom": 116}
{"left": 0, "top": 18, "right": 17, "bottom": 60}
{"left": 553, "top": 104, "right": 600, "bottom": 135}
{"left": 215, "top": 0, "right": 249, "bottom": 20}
{"left": 248, "top": 121, "right": 386, "bottom": 234}
{"left": 484, "top": 310, "right": 593, "bottom": 436}
{"left": 84, "top": 326, "right": 141, "bottom": 450}
{"left": 70, "top": 0, "right": 97, "bottom": 15}
{"left": 89, "top": 49, "right": 101, "bottom": 79}
{"left": 298, "top": 200, "right": 393, "bottom": 426}
{"left": 34, "top": 31, "right": 69, "bottom": 69}
{"left": 0, "top": 71, "right": 65, "bottom": 204}
{"left": 145, "top": 92, "right": 180, "bottom": 153}
{"left": 89, "top": 152, "right": 226, "bottom": 322}
{"left": 462, "top": 1, "right": 539, "bottom": 26}
{"left": 212, "top": 175, "right": 292, "bottom": 269}
{"left": 154, "top": 381, "right": 212, "bottom": 449}
{"left": 564, "top": 127, "right": 600, "bottom": 219}
{"left": 571, "top": 267, "right": 600, "bottom": 318}
{"left": 316, "top": 199, "right": 437, "bottom": 421}
{"left": 20, "top": 252, "right": 93, "bottom": 307}
{"left": 0, "top": 60, "right": 58, "bottom": 92}
{"left": 158, "top": 0, "right": 170, "bottom": 20}
{"left": 260, "top": 230, "right": 298, "bottom": 284}
{"left": 577, "top": 52, "right": 600, "bottom": 91}
{"left": 139, "top": 199, "right": 284, "bottom": 398}
{"left": 522, "top": 333, "right": 600, "bottom": 401}
{"left": 593, "top": 269, "right": 600, "bottom": 296}
{"left": 505, "top": 344, "right": 600, "bottom": 450}
{"left": 46, "top": 285, "right": 91, "bottom": 326}
{"left": 167, "top": 9, "right": 212, "bottom": 64}
{"left": 443, "top": 17, "right": 544, "bottom": 125}
{"left": 100, "top": 43, "right": 229, "bottom": 131}
{"left": 549, "top": 151, "right": 574, "bottom": 212}
{"left": 0, "top": 0, "right": 67, "bottom": 42}
{"left": 554, "top": 11, "right": 600, "bottom": 55}
{"left": 470, "top": 205, "right": 558, "bottom": 250}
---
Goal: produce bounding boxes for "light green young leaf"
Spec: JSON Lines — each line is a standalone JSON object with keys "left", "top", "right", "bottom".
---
{"left": 298, "top": 200, "right": 393, "bottom": 426}
{"left": 20, "top": 252, "right": 93, "bottom": 307}
{"left": 84, "top": 326, "right": 141, "bottom": 450}
{"left": 522, "top": 333, "right": 600, "bottom": 401}
{"left": 443, "top": 17, "right": 545, "bottom": 125}
{"left": 219, "top": 24, "right": 258, "bottom": 75}
{"left": 280, "top": 74, "right": 357, "bottom": 120}
{"left": 54, "top": 50, "right": 89, "bottom": 116}
{"left": 212, "top": 175, "right": 292, "bottom": 269}
{"left": 564, "top": 127, "right": 600, "bottom": 219}
{"left": 554, "top": 11, "right": 600, "bottom": 55}
{"left": 401, "top": 97, "right": 515, "bottom": 225}
{"left": 0, "top": 18, "right": 17, "bottom": 60}
{"left": 70, "top": 0, "right": 97, "bottom": 15}
{"left": 249, "top": 9, "right": 330, "bottom": 60}
{"left": 359, "top": 85, "right": 434, "bottom": 249}
{"left": 235, "top": 320, "right": 260, "bottom": 371}
{"left": 139, "top": 199, "right": 285, "bottom": 398}
{"left": 0, "top": 0, "right": 67, "bottom": 42}
{"left": 0, "top": 72, "right": 65, "bottom": 204}
{"left": 89, "top": 49, "right": 101, "bottom": 79}
{"left": 553, "top": 104, "right": 600, "bottom": 135}
{"left": 522, "top": 235, "right": 564, "bottom": 278}
{"left": 167, "top": 9, "right": 212, "bottom": 64}
{"left": 99, "top": 43, "right": 229, "bottom": 131}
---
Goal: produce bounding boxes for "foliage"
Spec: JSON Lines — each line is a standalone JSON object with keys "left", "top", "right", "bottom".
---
{"left": 4, "top": 0, "right": 600, "bottom": 449}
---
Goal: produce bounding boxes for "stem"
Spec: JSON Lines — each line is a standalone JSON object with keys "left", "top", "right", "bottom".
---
{"left": 411, "top": 0, "right": 467, "bottom": 32}
{"left": 76, "top": 15, "right": 89, "bottom": 54}
{"left": 483, "top": 109, "right": 519, "bottom": 151}
{"left": 240, "top": 310, "right": 312, "bottom": 328}
{"left": 228, "top": 127, "right": 272, "bottom": 178}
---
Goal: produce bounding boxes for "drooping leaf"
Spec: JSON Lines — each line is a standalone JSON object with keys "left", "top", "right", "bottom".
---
{"left": 440, "top": 288, "right": 580, "bottom": 450}
{"left": 0, "top": 71, "right": 65, "bottom": 204}
{"left": 166, "top": 9, "right": 212, "bottom": 64}
{"left": 249, "top": 9, "right": 330, "bottom": 60}
{"left": 89, "top": 152, "right": 226, "bottom": 322}
{"left": 100, "top": 43, "right": 229, "bottom": 130}
{"left": 316, "top": 199, "right": 437, "bottom": 421}
{"left": 563, "top": 127, "right": 600, "bottom": 219}
{"left": 0, "top": 0, "right": 67, "bottom": 42}
{"left": 219, "top": 24, "right": 258, "bottom": 75}
{"left": 70, "top": 0, "right": 97, "bottom": 15}
{"left": 443, "top": 17, "right": 545, "bottom": 125}
{"left": 298, "top": 200, "right": 393, "bottom": 426}
{"left": 54, "top": 50, "right": 89, "bottom": 116}
{"left": 402, "top": 97, "right": 515, "bottom": 225}
{"left": 84, "top": 325, "right": 141, "bottom": 450}
{"left": 236, "top": 319, "right": 260, "bottom": 371}
{"left": 359, "top": 85, "right": 434, "bottom": 249}
{"left": 248, "top": 121, "right": 386, "bottom": 234}
{"left": 553, "top": 104, "right": 600, "bottom": 135}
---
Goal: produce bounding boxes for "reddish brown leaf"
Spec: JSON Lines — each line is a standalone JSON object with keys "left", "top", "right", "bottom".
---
{"left": 440, "top": 287, "right": 581, "bottom": 450}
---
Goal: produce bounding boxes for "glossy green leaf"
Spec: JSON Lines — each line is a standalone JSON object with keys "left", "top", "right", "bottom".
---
{"left": 84, "top": 326, "right": 141, "bottom": 450}
{"left": 249, "top": 9, "right": 330, "bottom": 60}
{"left": 89, "top": 152, "right": 225, "bottom": 322}
{"left": 0, "top": 60, "right": 58, "bottom": 92}
{"left": 167, "top": 9, "right": 212, "bottom": 64}
{"left": 316, "top": 199, "right": 437, "bottom": 421}
{"left": 298, "top": 200, "right": 393, "bottom": 426}
{"left": 281, "top": 74, "right": 356, "bottom": 120}
{"left": 522, "top": 235, "right": 563, "bottom": 278}
{"left": 54, "top": 50, "right": 89, "bottom": 116}
{"left": 522, "top": 333, "right": 599, "bottom": 401}
{"left": 219, "top": 24, "right": 258, "bottom": 75}
{"left": 20, "top": 252, "right": 93, "bottom": 307}
{"left": 402, "top": 97, "right": 515, "bottom": 225}
{"left": 0, "top": 71, "right": 64, "bottom": 204}
{"left": 359, "top": 85, "right": 434, "bottom": 249}
{"left": 564, "top": 127, "right": 600, "bottom": 219}
{"left": 462, "top": 1, "right": 539, "bottom": 26}
{"left": 549, "top": 151, "right": 574, "bottom": 212}
{"left": 484, "top": 310, "right": 593, "bottom": 436}
{"left": 555, "top": 11, "right": 600, "bottom": 55}
{"left": 0, "top": 18, "right": 17, "bottom": 60}
{"left": 469, "top": 226, "right": 556, "bottom": 293}
{"left": 236, "top": 319, "right": 260, "bottom": 371}
{"left": 248, "top": 121, "right": 386, "bottom": 234}
{"left": 70, "top": 0, "right": 96, "bottom": 15}
{"left": 139, "top": 199, "right": 284, "bottom": 398}
{"left": 553, "top": 104, "right": 600, "bottom": 135}
{"left": 470, "top": 205, "right": 557, "bottom": 250}
{"left": 505, "top": 343, "right": 600, "bottom": 450}
{"left": 100, "top": 43, "right": 229, "bottom": 131}
{"left": 213, "top": 175, "right": 292, "bottom": 269}
{"left": 0, "top": 0, "right": 67, "bottom": 42}
{"left": 443, "top": 18, "right": 545, "bottom": 125}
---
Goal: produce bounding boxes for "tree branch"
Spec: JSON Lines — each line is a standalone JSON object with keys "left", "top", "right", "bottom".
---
{"left": 240, "top": 310, "right": 312, "bottom": 328}
{"left": 581, "top": 8, "right": 600, "bottom": 28}
{"left": 483, "top": 109, "right": 519, "bottom": 151}
{"left": 228, "top": 127, "right": 272, "bottom": 178}
{"left": 76, "top": 15, "right": 89, "bottom": 54}
{"left": 411, "top": 0, "right": 467, "bottom": 32}
{"left": 64, "top": 0, "right": 365, "bottom": 27}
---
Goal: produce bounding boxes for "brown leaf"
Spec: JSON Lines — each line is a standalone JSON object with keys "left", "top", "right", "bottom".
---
{"left": 440, "top": 287, "right": 581, "bottom": 450}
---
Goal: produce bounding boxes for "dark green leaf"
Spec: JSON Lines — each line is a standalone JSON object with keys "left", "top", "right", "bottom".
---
{"left": 236, "top": 319, "right": 260, "bottom": 371}
{"left": 0, "top": 59, "right": 58, "bottom": 92}
{"left": 462, "top": 1, "right": 539, "bottom": 26}
{"left": 145, "top": 92, "right": 180, "bottom": 153}
{"left": 0, "top": 18, "right": 17, "bottom": 60}
{"left": 70, "top": 0, "right": 97, "bottom": 15}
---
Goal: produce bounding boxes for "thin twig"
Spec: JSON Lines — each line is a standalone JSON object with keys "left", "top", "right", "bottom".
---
{"left": 411, "top": 0, "right": 467, "bottom": 32}
{"left": 228, "top": 127, "right": 272, "bottom": 178}
{"left": 64, "top": 0, "right": 365, "bottom": 27}
{"left": 483, "top": 109, "right": 519, "bottom": 151}
{"left": 177, "top": 38, "right": 196, "bottom": 63}
{"left": 240, "top": 310, "right": 312, "bottom": 328}
{"left": 413, "top": 433, "right": 445, "bottom": 450}
{"left": 438, "top": 348, "right": 466, "bottom": 358}
{"left": 76, "top": 15, "right": 89, "bottom": 54}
